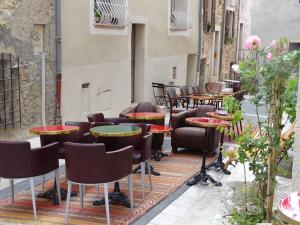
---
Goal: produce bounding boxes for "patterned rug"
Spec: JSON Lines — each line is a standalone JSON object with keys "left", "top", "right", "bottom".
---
{"left": 0, "top": 152, "right": 215, "bottom": 225}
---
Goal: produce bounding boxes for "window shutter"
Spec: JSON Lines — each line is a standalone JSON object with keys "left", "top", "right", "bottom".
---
{"left": 203, "top": 0, "right": 208, "bottom": 32}
{"left": 225, "top": 11, "right": 230, "bottom": 43}
{"left": 211, "top": 0, "right": 216, "bottom": 32}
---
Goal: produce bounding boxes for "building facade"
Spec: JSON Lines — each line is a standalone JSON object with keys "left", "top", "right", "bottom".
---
{"left": 0, "top": 0, "right": 56, "bottom": 140}
{"left": 61, "top": 0, "right": 247, "bottom": 122}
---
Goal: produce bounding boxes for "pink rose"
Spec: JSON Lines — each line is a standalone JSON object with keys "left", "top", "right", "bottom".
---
{"left": 270, "top": 40, "right": 277, "bottom": 49}
{"left": 245, "top": 35, "right": 261, "bottom": 50}
{"left": 267, "top": 52, "right": 273, "bottom": 60}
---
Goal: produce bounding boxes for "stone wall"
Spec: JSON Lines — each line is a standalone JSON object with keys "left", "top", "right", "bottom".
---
{"left": 0, "top": 0, "right": 56, "bottom": 140}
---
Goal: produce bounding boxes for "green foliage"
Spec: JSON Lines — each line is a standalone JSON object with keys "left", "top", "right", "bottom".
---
{"left": 230, "top": 37, "right": 300, "bottom": 222}
{"left": 229, "top": 208, "right": 265, "bottom": 225}
{"left": 283, "top": 78, "right": 299, "bottom": 122}
{"left": 0, "top": 19, "right": 5, "bottom": 28}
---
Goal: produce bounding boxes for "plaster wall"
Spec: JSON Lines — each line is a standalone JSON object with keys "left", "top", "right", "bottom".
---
{"left": 61, "top": 0, "right": 199, "bottom": 119}
{"left": 250, "top": 0, "right": 300, "bottom": 45}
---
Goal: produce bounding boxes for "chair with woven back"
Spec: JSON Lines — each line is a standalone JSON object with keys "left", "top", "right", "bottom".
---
{"left": 165, "top": 87, "right": 187, "bottom": 126}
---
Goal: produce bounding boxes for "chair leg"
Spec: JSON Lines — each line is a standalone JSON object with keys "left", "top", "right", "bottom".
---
{"left": 30, "top": 178, "right": 37, "bottom": 220}
{"left": 79, "top": 184, "right": 84, "bottom": 209}
{"left": 96, "top": 184, "right": 100, "bottom": 197}
{"left": 42, "top": 175, "right": 45, "bottom": 192}
{"left": 65, "top": 181, "right": 72, "bottom": 225}
{"left": 10, "top": 180, "right": 14, "bottom": 204}
{"left": 104, "top": 183, "right": 110, "bottom": 225}
{"left": 141, "top": 162, "right": 145, "bottom": 201}
{"left": 55, "top": 169, "right": 61, "bottom": 205}
{"left": 128, "top": 174, "right": 134, "bottom": 212}
{"left": 147, "top": 161, "right": 153, "bottom": 191}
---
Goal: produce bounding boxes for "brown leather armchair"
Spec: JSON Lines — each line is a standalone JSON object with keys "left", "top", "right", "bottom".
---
{"left": 171, "top": 105, "right": 221, "bottom": 155}
{"left": 119, "top": 102, "right": 165, "bottom": 125}
{"left": 87, "top": 112, "right": 129, "bottom": 124}
{"left": 63, "top": 143, "right": 134, "bottom": 225}
{"left": 0, "top": 141, "right": 61, "bottom": 219}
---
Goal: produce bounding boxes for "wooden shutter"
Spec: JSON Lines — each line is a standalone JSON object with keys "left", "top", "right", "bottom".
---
{"left": 225, "top": 11, "right": 230, "bottom": 43}
{"left": 211, "top": 0, "right": 216, "bottom": 32}
{"left": 203, "top": 0, "right": 208, "bottom": 32}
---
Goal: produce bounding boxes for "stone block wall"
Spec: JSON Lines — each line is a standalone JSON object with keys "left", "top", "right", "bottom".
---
{"left": 0, "top": 0, "right": 56, "bottom": 140}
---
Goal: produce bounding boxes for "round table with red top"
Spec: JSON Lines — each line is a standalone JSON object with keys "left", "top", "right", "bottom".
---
{"left": 278, "top": 192, "right": 300, "bottom": 225}
{"left": 185, "top": 117, "right": 230, "bottom": 186}
{"left": 126, "top": 112, "right": 165, "bottom": 120}
{"left": 30, "top": 125, "right": 79, "bottom": 135}
{"left": 30, "top": 125, "right": 80, "bottom": 205}
{"left": 150, "top": 125, "right": 172, "bottom": 161}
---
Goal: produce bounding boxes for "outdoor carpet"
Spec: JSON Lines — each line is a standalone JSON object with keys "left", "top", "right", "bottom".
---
{"left": 0, "top": 151, "right": 216, "bottom": 225}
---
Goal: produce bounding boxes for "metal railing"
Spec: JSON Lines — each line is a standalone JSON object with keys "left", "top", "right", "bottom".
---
{"left": 170, "top": 0, "right": 192, "bottom": 30}
{"left": 94, "top": 0, "right": 130, "bottom": 27}
{"left": 237, "top": 49, "right": 259, "bottom": 62}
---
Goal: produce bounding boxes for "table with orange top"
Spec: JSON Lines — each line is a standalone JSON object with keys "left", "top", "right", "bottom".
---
{"left": 126, "top": 112, "right": 166, "bottom": 176}
{"left": 30, "top": 125, "right": 80, "bottom": 205}
{"left": 185, "top": 117, "right": 230, "bottom": 186}
{"left": 150, "top": 125, "right": 172, "bottom": 161}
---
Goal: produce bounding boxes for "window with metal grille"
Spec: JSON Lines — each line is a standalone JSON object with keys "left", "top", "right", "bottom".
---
{"left": 94, "top": 0, "right": 130, "bottom": 28}
{"left": 170, "top": 0, "right": 192, "bottom": 31}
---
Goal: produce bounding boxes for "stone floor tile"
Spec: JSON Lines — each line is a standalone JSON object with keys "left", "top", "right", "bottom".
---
{"left": 150, "top": 213, "right": 179, "bottom": 225}
{"left": 161, "top": 204, "right": 189, "bottom": 218}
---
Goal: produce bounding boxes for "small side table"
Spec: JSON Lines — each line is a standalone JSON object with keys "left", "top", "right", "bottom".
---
{"left": 185, "top": 117, "right": 230, "bottom": 186}
{"left": 150, "top": 125, "right": 172, "bottom": 161}
{"left": 278, "top": 192, "right": 300, "bottom": 225}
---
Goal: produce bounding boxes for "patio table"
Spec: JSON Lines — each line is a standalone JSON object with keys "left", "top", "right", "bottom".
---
{"left": 185, "top": 117, "right": 230, "bottom": 186}
{"left": 30, "top": 125, "right": 80, "bottom": 205}
{"left": 126, "top": 112, "right": 166, "bottom": 176}
{"left": 206, "top": 112, "right": 234, "bottom": 174}
{"left": 90, "top": 125, "right": 141, "bottom": 208}
{"left": 278, "top": 192, "right": 300, "bottom": 225}
{"left": 150, "top": 125, "right": 172, "bottom": 161}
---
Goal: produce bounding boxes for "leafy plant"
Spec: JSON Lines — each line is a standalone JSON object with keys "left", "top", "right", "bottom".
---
{"left": 233, "top": 36, "right": 300, "bottom": 222}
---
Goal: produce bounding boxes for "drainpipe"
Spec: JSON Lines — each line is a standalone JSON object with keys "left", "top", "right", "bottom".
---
{"left": 219, "top": 0, "right": 227, "bottom": 81}
{"left": 235, "top": 0, "right": 241, "bottom": 62}
{"left": 55, "top": 0, "right": 62, "bottom": 124}
{"left": 195, "top": 0, "right": 203, "bottom": 86}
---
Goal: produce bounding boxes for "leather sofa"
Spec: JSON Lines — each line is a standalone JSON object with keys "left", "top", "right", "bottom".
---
{"left": 171, "top": 105, "right": 221, "bottom": 155}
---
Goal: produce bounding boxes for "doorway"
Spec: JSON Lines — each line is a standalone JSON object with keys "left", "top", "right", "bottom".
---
{"left": 213, "top": 31, "right": 220, "bottom": 78}
{"left": 131, "top": 24, "right": 146, "bottom": 103}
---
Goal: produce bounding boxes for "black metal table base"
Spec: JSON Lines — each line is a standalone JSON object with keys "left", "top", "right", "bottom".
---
{"left": 187, "top": 171, "right": 222, "bottom": 186}
{"left": 37, "top": 188, "right": 77, "bottom": 205}
{"left": 186, "top": 127, "right": 222, "bottom": 187}
{"left": 152, "top": 150, "right": 168, "bottom": 161}
{"left": 207, "top": 161, "right": 231, "bottom": 175}
{"left": 93, "top": 191, "right": 131, "bottom": 208}
{"left": 207, "top": 131, "right": 231, "bottom": 175}
{"left": 132, "top": 164, "right": 160, "bottom": 176}
{"left": 93, "top": 182, "right": 131, "bottom": 208}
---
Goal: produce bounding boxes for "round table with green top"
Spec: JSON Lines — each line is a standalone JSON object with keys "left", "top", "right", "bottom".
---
{"left": 90, "top": 125, "right": 141, "bottom": 208}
